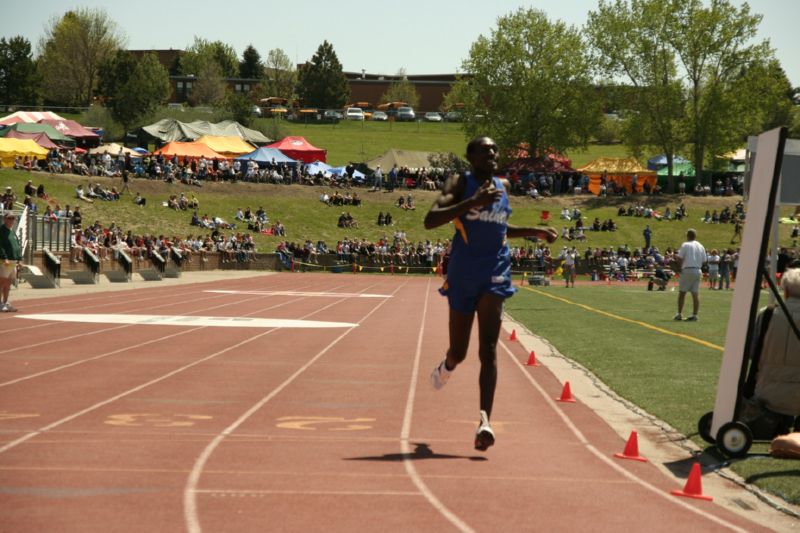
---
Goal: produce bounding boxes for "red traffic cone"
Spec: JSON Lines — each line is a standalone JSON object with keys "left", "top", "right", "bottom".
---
{"left": 671, "top": 463, "right": 713, "bottom": 501}
{"left": 557, "top": 381, "right": 576, "bottom": 403}
{"left": 526, "top": 351, "right": 540, "bottom": 366}
{"left": 614, "top": 431, "right": 648, "bottom": 462}
{"left": 509, "top": 329, "right": 518, "bottom": 341}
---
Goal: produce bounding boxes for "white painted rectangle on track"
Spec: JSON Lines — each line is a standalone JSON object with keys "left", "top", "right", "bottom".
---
{"left": 17, "top": 314, "right": 358, "bottom": 329}
{"left": 205, "top": 290, "right": 391, "bottom": 299}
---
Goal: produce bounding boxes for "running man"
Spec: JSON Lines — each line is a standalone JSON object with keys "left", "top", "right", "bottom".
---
{"left": 424, "top": 136, "right": 558, "bottom": 450}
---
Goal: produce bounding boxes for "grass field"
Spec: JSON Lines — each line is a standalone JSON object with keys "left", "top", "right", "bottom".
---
{"left": 506, "top": 284, "right": 799, "bottom": 505}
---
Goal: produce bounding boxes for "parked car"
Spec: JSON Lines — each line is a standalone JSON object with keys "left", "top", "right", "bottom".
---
{"left": 396, "top": 106, "right": 416, "bottom": 122}
{"left": 324, "top": 109, "right": 343, "bottom": 122}
{"left": 444, "top": 111, "right": 462, "bottom": 122}
{"left": 345, "top": 107, "right": 365, "bottom": 121}
{"left": 252, "top": 105, "right": 262, "bottom": 117}
{"left": 372, "top": 111, "right": 388, "bottom": 121}
{"left": 424, "top": 112, "right": 443, "bottom": 122}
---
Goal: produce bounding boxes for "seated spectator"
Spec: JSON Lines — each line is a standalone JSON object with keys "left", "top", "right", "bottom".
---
{"left": 76, "top": 184, "right": 94, "bottom": 203}
{"left": 396, "top": 196, "right": 406, "bottom": 209}
{"left": 24, "top": 180, "right": 36, "bottom": 196}
{"left": 234, "top": 207, "right": 245, "bottom": 221}
{"left": 351, "top": 192, "right": 361, "bottom": 206}
{"left": 406, "top": 195, "right": 415, "bottom": 210}
{"left": 377, "top": 212, "right": 385, "bottom": 226}
{"left": 134, "top": 192, "right": 146, "bottom": 207}
{"left": 384, "top": 212, "right": 393, "bottom": 226}
{"left": 320, "top": 191, "right": 330, "bottom": 205}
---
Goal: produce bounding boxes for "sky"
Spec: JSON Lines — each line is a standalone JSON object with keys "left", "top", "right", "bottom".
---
{"left": 2, "top": 0, "right": 798, "bottom": 86}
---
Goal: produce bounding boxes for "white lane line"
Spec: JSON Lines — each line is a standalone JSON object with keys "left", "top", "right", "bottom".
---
{"left": 0, "top": 282, "right": 368, "bottom": 453}
{"left": 183, "top": 281, "right": 402, "bottom": 533}
{"left": 501, "top": 340, "right": 747, "bottom": 533}
{"left": 207, "top": 290, "right": 391, "bottom": 299}
{"left": 400, "top": 280, "right": 474, "bottom": 533}
{"left": 18, "top": 314, "right": 358, "bottom": 329}
{"left": 195, "top": 489, "right": 422, "bottom": 497}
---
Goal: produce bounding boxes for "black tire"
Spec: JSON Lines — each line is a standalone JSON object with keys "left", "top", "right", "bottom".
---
{"left": 716, "top": 421, "right": 753, "bottom": 458}
{"left": 698, "top": 411, "right": 715, "bottom": 444}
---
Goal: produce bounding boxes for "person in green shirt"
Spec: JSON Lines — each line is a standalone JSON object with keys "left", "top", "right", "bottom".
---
{"left": 0, "top": 212, "right": 23, "bottom": 312}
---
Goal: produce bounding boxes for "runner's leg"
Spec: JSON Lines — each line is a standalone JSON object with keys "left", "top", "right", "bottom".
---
{"left": 475, "top": 293, "right": 504, "bottom": 417}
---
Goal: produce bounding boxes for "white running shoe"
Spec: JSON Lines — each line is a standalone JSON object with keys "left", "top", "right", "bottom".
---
{"left": 4, "top": 304, "right": 16, "bottom": 312}
{"left": 474, "top": 410, "right": 495, "bottom": 451}
{"left": 430, "top": 359, "right": 451, "bottom": 390}
{"left": 0, "top": 303, "right": 7, "bottom": 312}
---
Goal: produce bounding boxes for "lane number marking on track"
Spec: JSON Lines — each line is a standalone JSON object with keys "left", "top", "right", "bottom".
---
{"left": 17, "top": 314, "right": 358, "bottom": 329}
{"left": 275, "top": 416, "right": 375, "bottom": 431}
{"left": 105, "top": 413, "right": 213, "bottom": 428}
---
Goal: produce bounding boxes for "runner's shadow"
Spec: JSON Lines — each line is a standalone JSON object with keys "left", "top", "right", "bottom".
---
{"left": 345, "top": 442, "right": 487, "bottom": 462}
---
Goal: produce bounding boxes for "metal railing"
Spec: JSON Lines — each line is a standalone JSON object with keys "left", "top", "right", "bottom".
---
{"left": 27, "top": 214, "right": 73, "bottom": 253}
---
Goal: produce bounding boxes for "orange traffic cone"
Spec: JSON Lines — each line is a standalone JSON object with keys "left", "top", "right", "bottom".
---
{"left": 557, "top": 381, "right": 576, "bottom": 403}
{"left": 614, "top": 431, "right": 648, "bottom": 462}
{"left": 671, "top": 463, "right": 713, "bottom": 501}
{"left": 509, "top": 329, "right": 517, "bottom": 341}
{"left": 526, "top": 351, "right": 540, "bottom": 367}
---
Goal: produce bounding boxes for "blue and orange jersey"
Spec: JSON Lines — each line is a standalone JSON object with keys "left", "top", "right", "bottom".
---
{"left": 451, "top": 173, "right": 511, "bottom": 259}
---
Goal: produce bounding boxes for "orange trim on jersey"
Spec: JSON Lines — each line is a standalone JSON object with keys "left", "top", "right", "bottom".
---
{"left": 454, "top": 218, "right": 468, "bottom": 244}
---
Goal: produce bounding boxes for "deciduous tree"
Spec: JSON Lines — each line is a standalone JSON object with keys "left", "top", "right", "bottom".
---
{"left": 380, "top": 69, "right": 420, "bottom": 109}
{"left": 180, "top": 37, "right": 238, "bottom": 78}
{"left": 37, "top": 8, "right": 125, "bottom": 106}
{"left": 261, "top": 48, "right": 297, "bottom": 102}
{"left": 296, "top": 41, "right": 349, "bottom": 109}
{"left": 460, "top": 8, "right": 600, "bottom": 162}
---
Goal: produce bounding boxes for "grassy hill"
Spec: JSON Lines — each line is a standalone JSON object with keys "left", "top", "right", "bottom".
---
{"left": 2, "top": 167, "right": 796, "bottom": 255}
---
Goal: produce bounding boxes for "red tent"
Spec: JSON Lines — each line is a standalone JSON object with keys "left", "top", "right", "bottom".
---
{"left": 0, "top": 110, "right": 65, "bottom": 125}
{"left": 37, "top": 119, "right": 100, "bottom": 146}
{"left": 268, "top": 136, "right": 326, "bottom": 163}
{"left": 3, "top": 130, "right": 61, "bottom": 150}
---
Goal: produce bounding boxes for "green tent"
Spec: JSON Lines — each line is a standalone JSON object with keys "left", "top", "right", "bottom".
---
{"left": 657, "top": 161, "right": 695, "bottom": 177}
{"left": 0, "top": 122, "right": 74, "bottom": 146}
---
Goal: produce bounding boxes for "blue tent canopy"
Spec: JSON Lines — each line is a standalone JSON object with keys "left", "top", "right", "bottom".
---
{"left": 236, "top": 147, "right": 298, "bottom": 167}
{"left": 647, "top": 154, "right": 690, "bottom": 170}
{"left": 305, "top": 161, "right": 333, "bottom": 177}
{"left": 329, "top": 166, "right": 367, "bottom": 185}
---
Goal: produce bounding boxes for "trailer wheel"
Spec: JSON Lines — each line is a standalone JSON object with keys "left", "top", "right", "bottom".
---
{"left": 698, "top": 411, "right": 715, "bottom": 444}
{"left": 716, "top": 421, "right": 753, "bottom": 458}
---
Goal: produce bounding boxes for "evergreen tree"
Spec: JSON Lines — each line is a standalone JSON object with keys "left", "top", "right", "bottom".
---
{"left": 296, "top": 40, "right": 349, "bottom": 109}
{"left": 0, "top": 36, "right": 41, "bottom": 106}
{"left": 239, "top": 44, "right": 263, "bottom": 79}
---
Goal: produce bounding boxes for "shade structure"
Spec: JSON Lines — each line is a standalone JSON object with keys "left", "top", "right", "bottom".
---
{"left": 195, "top": 135, "right": 255, "bottom": 156}
{"left": 152, "top": 141, "right": 227, "bottom": 159}
{"left": 37, "top": 119, "right": 100, "bottom": 147}
{"left": 236, "top": 147, "right": 298, "bottom": 167}
{"left": 305, "top": 161, "right": 333, "bottom": 177}
{"left": 89, "top": 143, "right": 143, "bottom": 157}
{"left": 657, "top": 161, "right": 695, "bottom": 177}
{"left": 268, "top": 136, "right": 326, "bottom": 163}
{"left": 647, "top": 154, "right": 690, "bottom": 170}
{"left": 1, "top": 130, "right": 60, "bottom": 150}
{"left": 365, "top": 149, "right": 452, "bottom": 171}
{"left": 140, "top": 118, "right": 272, "bottom": 145}
{"left": 577, "top": 157, "right": 656, "bottom": 194}
{"left": 0, "top": 110, "right": 65, "bottom": 125}
{"left": 0, "top": 122, "right": 74, "bottom": 146}
{"left": 505, "top": 156, "right": 575, "bottom": 174}
{"left": 0, "top": 138, "right": 49, "bottom": 167}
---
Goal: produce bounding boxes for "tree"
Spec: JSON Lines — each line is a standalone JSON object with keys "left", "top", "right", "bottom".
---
{"left": 239, "top": 44, "right": 263, "bottom": 79}
{"left": 380, "top": 69, "right": 420, "bottom": 109}
{"left": 459, "top": 8, "right": 601, "bottom": 162}
{"left": 586, "top": 0, "right": 687, "bottom": 191}
{"left": 221, "top": 91, "right": 254, "bottom": 127}
{"left": 0, "top": 36, "right": 41, "bottom": 106}
{"left": 190, "top": 61, "right": 227, "bottom": 106}
{"left": 99, "top": 51, "right": 171, "bottom": 137}
{"left": 37, "top": 8, "right": 125, "bottom": 106}
{"left": 666, "top": 0, "right": 772, "bottom": 183}
{"left": 261, "top": 48, "right": 297, "bottom": 101}
{"left": 296, "top": 41, "right": 349, "bottom": 109}
{"left": 179, "top": 37, "right": 238, "bottom": 78}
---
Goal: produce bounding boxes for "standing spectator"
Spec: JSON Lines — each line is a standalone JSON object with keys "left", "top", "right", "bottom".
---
{"left": 559, "top": 246, "right": 578, "bottom": 288}
{"left": 719, "top": 249, "right": 733, "bottom": 290}
{"left": 707, "top": 249, "right": 721, "bottom": 289}
{"left": 674, "top": 228, "right": 706, "bottom": 322}
{"left": 643, "top": 224, "right": 652, "bottom": 250}
{"left": 372, "top": 165, "right": 383, "bottom": 192}
{"left": 0, "top": 213, "right": 23, "bottom": 312}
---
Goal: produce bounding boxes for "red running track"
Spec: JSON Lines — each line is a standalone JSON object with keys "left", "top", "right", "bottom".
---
{"left": 0, "top": 274, "right": 768, "bottom": 532}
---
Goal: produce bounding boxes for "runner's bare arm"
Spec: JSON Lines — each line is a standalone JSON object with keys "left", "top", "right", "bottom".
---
{"left": 424, "top": 173, "right": 502, "bottom": 229}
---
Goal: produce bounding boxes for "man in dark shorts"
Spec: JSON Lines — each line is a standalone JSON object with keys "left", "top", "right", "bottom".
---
{"left": 0, "top": 212, "right": 23, "bottom": 312}
{"left": 424, "top": 136, "right": 558, "bottom": 450}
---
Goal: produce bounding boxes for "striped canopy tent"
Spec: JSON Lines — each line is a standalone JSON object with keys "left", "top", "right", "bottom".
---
{"left": 195, "top": 135, "right": 255, "bottom": 156}
{"left": 577, "top": 157, "right": 656, "bottom": 194}
{"left": 152, "top": 141, "right": 227, "bottom": 159}
{"left": 0, "top": 138, "right": 49, "bottom": 167}
{"left": 0, "top": 110, "right": 64, "bottom": 125}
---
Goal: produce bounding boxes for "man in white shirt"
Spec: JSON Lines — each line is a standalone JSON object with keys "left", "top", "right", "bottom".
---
{"left": 675, "top": 228, "right": 706, "bottom": 321}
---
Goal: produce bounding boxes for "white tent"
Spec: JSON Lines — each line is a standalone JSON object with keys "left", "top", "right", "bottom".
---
{"left": 0, "top": 110, "right": 65, "bottom": 125}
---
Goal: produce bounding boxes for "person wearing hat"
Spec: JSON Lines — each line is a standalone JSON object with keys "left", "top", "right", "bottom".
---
{"left": 0, "top": 213, "right": 23, "bottom": 312}
{"left": 2, "top": 187, "right": 15, "bottom": 210}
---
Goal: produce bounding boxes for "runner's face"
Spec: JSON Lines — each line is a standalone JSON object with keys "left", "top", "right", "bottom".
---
{"left": 469, "top": 138, "right": 498, "bottom": 175}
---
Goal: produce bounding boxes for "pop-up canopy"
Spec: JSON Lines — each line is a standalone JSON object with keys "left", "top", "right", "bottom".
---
{"left": 268, "top": 136, "right": 326, "bottom": 163}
